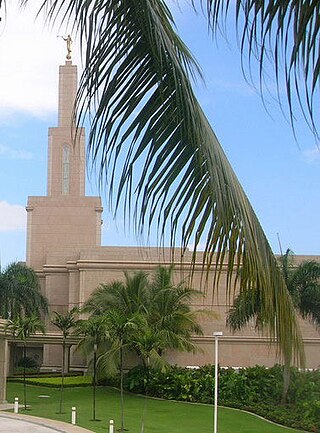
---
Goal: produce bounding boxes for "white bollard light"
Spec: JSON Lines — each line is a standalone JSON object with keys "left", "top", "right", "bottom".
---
{"left": 71, "top": 406, "right": 76, "bottom": 425}
{"left": 109, "top": 419, "right": 114, "bottom": 433}
{"left": 14, "top": 397, "right": 19, "bottom": 414}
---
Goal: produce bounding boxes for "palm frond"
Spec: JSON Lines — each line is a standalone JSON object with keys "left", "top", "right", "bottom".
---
{"left": 5, "top": 315, "right": 46, "bottom": 340}
{"left": 97, "top": 341, "right": 122, "bottom": 377}
{"left": 21, "top": 0, "right": 303, "bottom": 363}
{"left": 82, "top": 281, "right": 126, "bottom": 315}
{"left": 299, "top": 283, "right": 320, "bottom": 329}
{"left": 289, "top": 260, "right": 320, "bottom": 290}
{"left": 146, "top": 348, "right": 168, "bottom": 371}
{"left": 75, "top": 316, "right": 110, "bottom": 355}
{"left": 51, "top": 307, "right": 79, "bottom": 338}
{"left": 1, "top": 262, "right": 48, "bottom": 320}
{"left": 229, "top": 252, "right": 320, "bottom": 366}
{"left": 289, "top": 260, "right": 320, "bottom": 328}
{"left": 204, "top": 0, "right": 320, "bottom": 137}
{"left": 227, "top": 288, "right": 263, "bottom": 331}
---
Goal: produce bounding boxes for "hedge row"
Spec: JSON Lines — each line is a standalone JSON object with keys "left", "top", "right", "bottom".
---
{"left": 10, "top": 370, "right": 83, "bottom": 378}
{"left": 8, "top": 375, "right": 92, "bottom": 387}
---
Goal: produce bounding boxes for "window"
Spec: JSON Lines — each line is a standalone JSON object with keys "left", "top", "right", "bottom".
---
{"left": 62, "top": 144, "right": 70, "bottom": 194}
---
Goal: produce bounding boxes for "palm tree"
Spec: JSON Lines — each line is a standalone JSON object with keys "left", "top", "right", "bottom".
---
{"left": 97, "top": 310, "right": 143, "bottom": 432}
{"left": 76, "top": 316, "right": 109, "bottom": 421}
{"left": 85, "top": 267, "right": 204, "bottom": 365}
{"left": 15, "top": 0, "right": 306, "bottom": 364}
{"left": 131, "top": 329, "right": 163, "bottom": 433}
{"left": 0, "top": 262, "right": 48, "bottom": 320}
{"left": 84, "top": 271, "right": 149, "bottom": 318}
{"left": 275, "top": 251, "right": 320, "bottom": 315}
{"left": 5, "top": 315, "right": 45, "bottom": 410}
{"left": 145, "top": 266, "right": 205, "bottom": 359}
{"left": 84, "top": 275, "right": 148, "bottom": 430}
{"left": 51, "top": 307, "right": 79, "bottom": 414}
{"left": 227, "top": 249, "right": 320, "bottom": 403}
{"left": 84, "top": 267, "right": 204, "bottom": 430}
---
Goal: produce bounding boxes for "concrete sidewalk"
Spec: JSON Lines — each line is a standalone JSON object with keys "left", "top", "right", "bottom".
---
{"left": 0, "top": 409, "right": 94, "bottom": 433}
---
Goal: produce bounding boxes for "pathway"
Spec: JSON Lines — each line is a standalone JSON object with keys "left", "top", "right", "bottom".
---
{"left": 0, "top": 407, "right": 94, "bottom": 433}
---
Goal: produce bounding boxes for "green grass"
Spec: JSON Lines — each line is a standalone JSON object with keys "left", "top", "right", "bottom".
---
{"left": 7, "top": 382, "right": 306, "bottom": 433}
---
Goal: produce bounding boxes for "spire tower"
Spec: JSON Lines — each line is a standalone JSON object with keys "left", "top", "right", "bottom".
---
{"left": 26, "top": 60, "right": 102, "bottom": 269}
{"left": 47, "top": 61, "right": 85, "bottom": 197}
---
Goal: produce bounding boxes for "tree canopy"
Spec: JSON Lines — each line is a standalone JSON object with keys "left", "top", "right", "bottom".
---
{"left": 227, "top": 250, "right": 320, "bottom": 401}
{"left": 83, "top": 267, "right": 204, "bottom": 366}
{"left": 228, "top": 250, "right": 320, "bottom": 332}
{"left": 0, "top": 262, "right": 48, "bottom": 320}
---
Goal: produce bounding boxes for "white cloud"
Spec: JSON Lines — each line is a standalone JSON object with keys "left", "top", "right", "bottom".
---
{"left": 0, "top": 201, "right": 27, "bottom": 232}
{"left": 0, "top": 1, "right": 81, "bottom": 120}
{"left": 303, "top": 146, "right": 320, "bottom": 163}
{"left": 0, "top": 143, "right": 34, "bottom": 160}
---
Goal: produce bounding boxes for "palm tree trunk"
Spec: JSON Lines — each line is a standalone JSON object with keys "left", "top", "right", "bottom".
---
{"left": 141, "top": 357, "right": 150, "bottom": 433}
{"left": 67, "top": 344, "right": 71, "bottom": 373}
{"left": 120, "top": 344, "right": 125, "bottom": 431}
{"left": 23, "top": 343, "right": 27, "bottom": 410}
{"left": 92, "top": 346, "right": 97, "bottom": 421}
{"left": 281, "top": 348, "right": 292, "bottom": 404}
{"left": 281, "top": 355, "right": 291, "bottom": 404}
{"left": 59, "top": 339, "right": 65, "bottom": 413}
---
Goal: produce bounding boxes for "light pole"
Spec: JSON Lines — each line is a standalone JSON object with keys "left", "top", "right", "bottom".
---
{"left": 213, "top": 331, "right": 223, "bottom": 433}
{"left": 92, "top": 342, "right": 97, "bottom": 421}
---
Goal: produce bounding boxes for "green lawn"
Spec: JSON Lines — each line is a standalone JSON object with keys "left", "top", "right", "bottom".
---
{"left": 6, "top": 382, "right": 305, "bottom": 433}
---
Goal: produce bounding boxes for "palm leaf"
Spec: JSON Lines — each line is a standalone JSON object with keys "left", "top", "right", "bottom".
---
{"left": 288, "top": 260, "right": 320, "bottom": 328}
{"left": 5, "top": 315, "right": 46, "bottom": 340}
{"left": 227, "top": 288, "right": 264, "bottom": 331}
{"left": 1, "top": 262, "right": 48, "bottom": 320}
{"left": 20, "top": 0, "right": 303, "bottom": 363}
{"left": 51, "top": 307, "right": 79, "bottom": 338}
{"left": 204, "top": 0, "right": 320, "bottom": 137}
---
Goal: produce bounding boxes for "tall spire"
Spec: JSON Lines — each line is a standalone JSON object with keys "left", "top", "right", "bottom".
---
{"left": 47, "top": 61, "right": 85, "bottom": 197}
{"left": 26, "top": 59, "right": 102, "bottom": 269}
{"left": 58, "top": 61, "right": 77, "bottom": 127}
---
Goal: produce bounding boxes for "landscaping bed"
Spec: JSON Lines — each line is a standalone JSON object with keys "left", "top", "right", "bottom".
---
{"left": 7, "top": 381, "right": 304, "bottom": 433}
{"left": 122, "top": 364, "right": 320, "bottom": 432}
{"left": 7, "top": 364, "right": 320, "bottom": 432}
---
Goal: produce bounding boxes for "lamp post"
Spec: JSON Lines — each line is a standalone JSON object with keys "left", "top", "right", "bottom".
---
{"left": 92, "top": 342, "right": 97, "bottom": 421}
{"left": 213, "top": 331, "right": 223, "bottom": 433}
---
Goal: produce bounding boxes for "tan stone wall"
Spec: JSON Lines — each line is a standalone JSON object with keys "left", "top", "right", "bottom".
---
{"left": 167, "top": 336, "right": 320, "bottom": 369}
{"left": 43, "top": 344, "right": 62, "bottom": 370}
{"left": 37, "top": 247, "right": 320, "bottom": 369}
{"left": 26, "top": 196, "right": 102, "bottom": 270}
{"left": 47, "top": 127, "right": 85, "bottom": 197}
{"left": 58, "top": 61, "right": 77, "bottom": 127}
{"left": 165, "top": 337, "right": 279, "bottom": 368}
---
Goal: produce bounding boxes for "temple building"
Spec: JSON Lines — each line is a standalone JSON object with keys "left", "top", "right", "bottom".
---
{"left": 23, "top": 59, "right": 320, "bottom": 371}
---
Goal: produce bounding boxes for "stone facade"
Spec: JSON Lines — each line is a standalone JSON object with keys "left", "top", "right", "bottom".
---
{"left": 25, "top": 61, "right": 320, "bottom": 371}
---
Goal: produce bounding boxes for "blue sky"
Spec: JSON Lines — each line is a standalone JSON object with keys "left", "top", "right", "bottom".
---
{"left": 0, "top": 1, "right": 319, "bottom": 268}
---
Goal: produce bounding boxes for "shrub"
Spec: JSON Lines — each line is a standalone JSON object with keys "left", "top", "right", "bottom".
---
{"left": 125, "top": 364, "right": 320, "bottom": 432}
